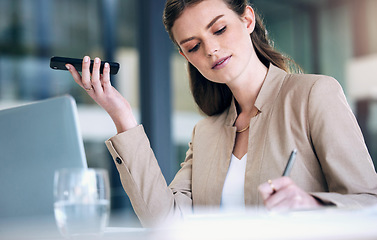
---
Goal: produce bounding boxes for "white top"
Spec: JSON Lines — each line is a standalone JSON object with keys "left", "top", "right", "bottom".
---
{"left": 220, "top": 154, "right": 247, "bottom": 211}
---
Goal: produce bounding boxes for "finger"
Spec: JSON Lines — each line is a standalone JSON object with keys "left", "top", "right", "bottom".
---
{"left": 269, "top": 177, "right": 293, "bottom": 192}
{"left": 258, "top": 181, "right": 275, "bottom": 200}
{"left": 66, "top": 64, "right": 84, "bottom": 88}
{"left": 91, "top": 57, "right": 103, "bottom": 92}
{"left": 81, "top": 56, "right": 92, "bottom": 90}
{"left": 264, "top": 188, "right": 290, "bottom": 210}
{"left": 102, "top": 62, "right": 112, "bottom": 91}
{"left": 258, "top": 177, "right": 293, "bottom": 200}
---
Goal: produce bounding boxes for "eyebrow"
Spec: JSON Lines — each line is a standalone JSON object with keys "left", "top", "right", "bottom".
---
{"left": 206, "top": 14, "right": 224, "bottom": 29}
{"left": 178, "top": 14, "right": 225, "bottom": 45}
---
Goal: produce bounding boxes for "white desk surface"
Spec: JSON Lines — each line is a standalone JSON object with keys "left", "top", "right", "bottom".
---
{"left": 1, "top": 205, "right": 377, "bottom": 240}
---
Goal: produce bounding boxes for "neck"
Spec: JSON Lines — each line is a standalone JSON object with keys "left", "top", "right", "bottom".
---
{"left": 227, "top": 59, "right": 268, "bottom": 114}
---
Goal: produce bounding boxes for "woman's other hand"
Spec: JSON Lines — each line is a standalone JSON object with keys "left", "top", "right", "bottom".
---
{"left": 66, "top": 56, "right": 137, "bottom": 134}
{"left": 258, "top": 176, "right": 323, "bottom": 211}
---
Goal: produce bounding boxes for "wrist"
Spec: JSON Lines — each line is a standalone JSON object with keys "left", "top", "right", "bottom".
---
{"left": 104, "top": 101, "right": 138, "bottom": 133}
{"left": 111, "top": 113, "right": 138, "bottom": 134}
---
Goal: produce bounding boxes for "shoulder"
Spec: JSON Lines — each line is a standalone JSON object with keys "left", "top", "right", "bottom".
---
{"left": 191, "top": 110, "right": 228, "bottom": 140}
{"left": 284, "top": 72, "right": 341, "bottom": 90}
{"left": 280, "top": 72, "right": 344, "bottom": 100}
{"left": 195, "top": 111, "right": 227, "bottom": 130}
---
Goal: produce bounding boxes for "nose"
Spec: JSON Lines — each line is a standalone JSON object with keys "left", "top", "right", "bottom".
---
{"left": 207, "top": 49, "right": 218, "bottom": 57}
{"left": 204, "top": 40, "right": 219, "bottom": 57}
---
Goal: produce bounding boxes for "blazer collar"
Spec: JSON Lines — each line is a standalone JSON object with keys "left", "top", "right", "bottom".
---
{"left": 255, "top": 64, "right": 288, "bottom": 112}
{"left": 224, "top": 64, "right": 288, "bottom": 126}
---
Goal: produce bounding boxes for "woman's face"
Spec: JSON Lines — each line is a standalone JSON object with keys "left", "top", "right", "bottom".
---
{"left": 172, "top": 0, "right": 256, "bottom": 84}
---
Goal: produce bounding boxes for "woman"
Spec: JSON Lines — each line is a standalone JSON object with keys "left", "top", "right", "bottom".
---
{"left": 66, "top": 0, "right": 377, "bottom": 227}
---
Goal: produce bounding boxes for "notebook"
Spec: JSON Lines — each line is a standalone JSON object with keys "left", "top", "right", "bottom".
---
{"left": 0, "top": 95, "right": 87, "bottom": 218}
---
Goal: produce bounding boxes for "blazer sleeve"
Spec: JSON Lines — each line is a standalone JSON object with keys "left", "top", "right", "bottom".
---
{"left": 307, "top": 77, "right": 377, "bottom": 206}
{"left": 105, "top": 125, "right": 193, "bottom": 227}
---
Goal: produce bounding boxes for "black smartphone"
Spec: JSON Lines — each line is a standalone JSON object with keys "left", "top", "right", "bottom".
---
{"left": 50, "top": 56, "right": 120, "bottom": 75}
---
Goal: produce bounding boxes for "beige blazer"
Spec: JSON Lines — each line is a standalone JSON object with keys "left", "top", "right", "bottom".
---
{"left": 106, "top": 64, "right": 377, "bottom": 227}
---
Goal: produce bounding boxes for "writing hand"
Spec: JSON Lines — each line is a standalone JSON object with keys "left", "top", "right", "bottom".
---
{"left": 258, "top": 177, "right": 322, "bottom": 211}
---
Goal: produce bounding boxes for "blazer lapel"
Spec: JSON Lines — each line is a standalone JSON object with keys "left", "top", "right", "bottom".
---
{"left": 204, "top": 99, "right": 237, "bottom": 207}
{"left": 244, "top": 64, "right": 287, "bottom": 205}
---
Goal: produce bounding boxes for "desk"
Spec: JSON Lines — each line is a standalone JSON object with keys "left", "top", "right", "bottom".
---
{"left": 0, "top": 211, "right": 146, "bottom": 240}
{"left": 0, "top": 218, "right": 147, "bottom": 240}
{"left": 162, "top": 206, "right": 377, "bottom": 240}
{"left": 1, "top": 206, "right": 377, "bottom": 240}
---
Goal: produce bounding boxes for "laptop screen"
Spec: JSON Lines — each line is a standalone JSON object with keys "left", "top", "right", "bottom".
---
{"left": 0, "top": 95, "right": 87, "bottom": 218}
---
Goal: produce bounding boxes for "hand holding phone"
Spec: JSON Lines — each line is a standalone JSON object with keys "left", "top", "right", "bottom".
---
{"left": 50, "top": 56, "right": 120, "bottom": 75}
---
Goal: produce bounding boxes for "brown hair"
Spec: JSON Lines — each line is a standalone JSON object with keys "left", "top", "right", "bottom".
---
{"left": 163, "top": 0, "right": 295, "bottom": 116}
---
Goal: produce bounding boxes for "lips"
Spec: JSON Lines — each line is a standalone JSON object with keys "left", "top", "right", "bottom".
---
{"left": 212, "top": 55, "right": 231, "bottom": 70}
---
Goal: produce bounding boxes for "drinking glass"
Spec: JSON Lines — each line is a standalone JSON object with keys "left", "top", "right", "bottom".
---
{"left": 54, "top": 168, "right": 110, "bottom": 239}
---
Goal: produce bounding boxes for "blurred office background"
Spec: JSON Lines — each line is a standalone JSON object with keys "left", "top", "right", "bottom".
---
{"left": 1, "top": 0, "right": 376, "bottom": 224}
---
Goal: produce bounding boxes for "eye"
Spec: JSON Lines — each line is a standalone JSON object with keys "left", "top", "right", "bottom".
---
{"left": 188, "top": 43, "right": 200, "bottom": 53}
{"left": 214, "top": 26, "right": 226, "bottom": 35}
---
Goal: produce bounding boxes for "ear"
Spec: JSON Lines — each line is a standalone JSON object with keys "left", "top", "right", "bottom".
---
{"left": 242, "top": 6, "right": 256, "bottom": 35}
{"left": 179, "top": 50, "right": 189, "bottom": 61}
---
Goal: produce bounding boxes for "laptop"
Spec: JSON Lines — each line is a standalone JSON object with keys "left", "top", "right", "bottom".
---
{"left": 0, "top": 95, "right": 87, "bottom": 218}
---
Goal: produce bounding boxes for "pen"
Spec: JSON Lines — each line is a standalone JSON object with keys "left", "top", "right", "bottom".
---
{"left": 282, "top": 149, "right": 297, "bottom": 176}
